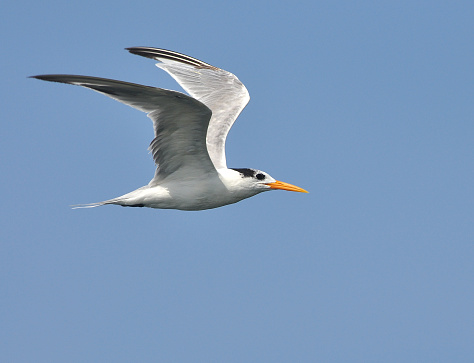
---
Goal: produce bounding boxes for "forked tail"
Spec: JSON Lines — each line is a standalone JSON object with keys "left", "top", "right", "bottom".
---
{"left": 70, "top": 195, "right": 146, "bottom": 209}
{"left": 71, "top": 201, "right": 111, "bottom": 209}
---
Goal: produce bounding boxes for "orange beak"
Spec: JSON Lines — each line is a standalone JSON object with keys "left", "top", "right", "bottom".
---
{"left": 266, "top": 180, "right": 309, "bottom": 193}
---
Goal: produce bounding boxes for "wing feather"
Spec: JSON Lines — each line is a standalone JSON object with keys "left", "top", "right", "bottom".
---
{"left": 126, "top": 47, "right": 250, "bottom": 169}
{"left": 31, "top": 74, "right": 215, "bottom": 183}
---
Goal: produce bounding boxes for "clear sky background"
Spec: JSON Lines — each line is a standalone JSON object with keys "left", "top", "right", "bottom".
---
{"left": 2, "top": 1, "right": 473, "bottom": 362}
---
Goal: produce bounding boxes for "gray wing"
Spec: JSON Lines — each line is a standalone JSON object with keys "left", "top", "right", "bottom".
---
{"left": 31, "top": 74, "right": 215, "bottom": 183}
{"left": 126, "top": 47, "right": 250, "bottom": 170}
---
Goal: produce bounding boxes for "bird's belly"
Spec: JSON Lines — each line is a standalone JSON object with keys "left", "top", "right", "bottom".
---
{"left": 140, "top": 181, "right": 249, "bottom": 211}
{"left": 168, "top": 185, "right": 245, "bottom": 211}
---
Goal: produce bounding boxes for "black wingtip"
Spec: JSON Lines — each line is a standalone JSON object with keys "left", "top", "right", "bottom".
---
{"left": 30, "top": 74, "right": 51, "bottom": 80}
{"left": 30, "top": 75, "right": 53, "bottom": 81}
{"left": 125, "top": 47, "right": 158, "bottom": 60}
{"left": 125, "top": 47, "right": 217, "bottom": 70}
{"left": 28, "top": 74, "right": 69, "bottom": 84}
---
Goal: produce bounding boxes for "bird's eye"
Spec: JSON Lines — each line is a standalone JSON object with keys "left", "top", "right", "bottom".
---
{"left": 256, "top": 173, "right": 265, "bottom": 180}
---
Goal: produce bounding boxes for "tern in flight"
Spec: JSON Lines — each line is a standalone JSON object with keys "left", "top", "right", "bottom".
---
{"left": 32, "top": 47, "right": 308, "bottom": 210}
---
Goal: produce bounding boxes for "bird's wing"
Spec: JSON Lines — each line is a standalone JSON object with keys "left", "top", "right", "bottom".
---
{"left": 126, "top": 47, "right": 250, "bottom": 170}
{"left": 31, "top": 75, "right": 215, "bottom": 183}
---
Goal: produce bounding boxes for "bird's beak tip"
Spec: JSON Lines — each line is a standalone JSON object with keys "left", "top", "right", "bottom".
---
{"left": 266, "top": 180, "right": 309, "bottom": 193}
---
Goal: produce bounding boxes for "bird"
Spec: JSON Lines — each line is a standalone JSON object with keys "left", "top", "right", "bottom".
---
{"left": 31, "top": 47, "right": 308, "bottom": 211}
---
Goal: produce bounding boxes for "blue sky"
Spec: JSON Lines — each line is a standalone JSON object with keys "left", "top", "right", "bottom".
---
{"left": 2, "top": 0, "right": 473, "bottom": 362}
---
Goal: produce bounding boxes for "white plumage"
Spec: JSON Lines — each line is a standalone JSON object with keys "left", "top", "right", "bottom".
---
{"left": 32, "top": 47, "right": 307, "bottom": 210}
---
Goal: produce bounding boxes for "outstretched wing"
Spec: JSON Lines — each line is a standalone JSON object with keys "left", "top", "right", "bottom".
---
{"left": 31, "top": 74, "right": 215, "bottom": 183}
{"left": 126, "top": 47, "right": 250, "bottom": 170}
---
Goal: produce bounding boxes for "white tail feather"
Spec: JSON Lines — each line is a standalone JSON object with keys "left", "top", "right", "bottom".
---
{"left": 70, "top": 201, "right": 110, "bottom": 209}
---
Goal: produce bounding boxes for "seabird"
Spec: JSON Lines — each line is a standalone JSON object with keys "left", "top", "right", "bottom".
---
{"left": 31, "top": 47, "right": 308, "bottom": 210}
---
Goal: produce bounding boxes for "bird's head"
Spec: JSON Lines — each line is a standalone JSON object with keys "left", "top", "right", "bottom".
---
{"left": 231, "top": 168, "right": 308, "bottom": 194}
